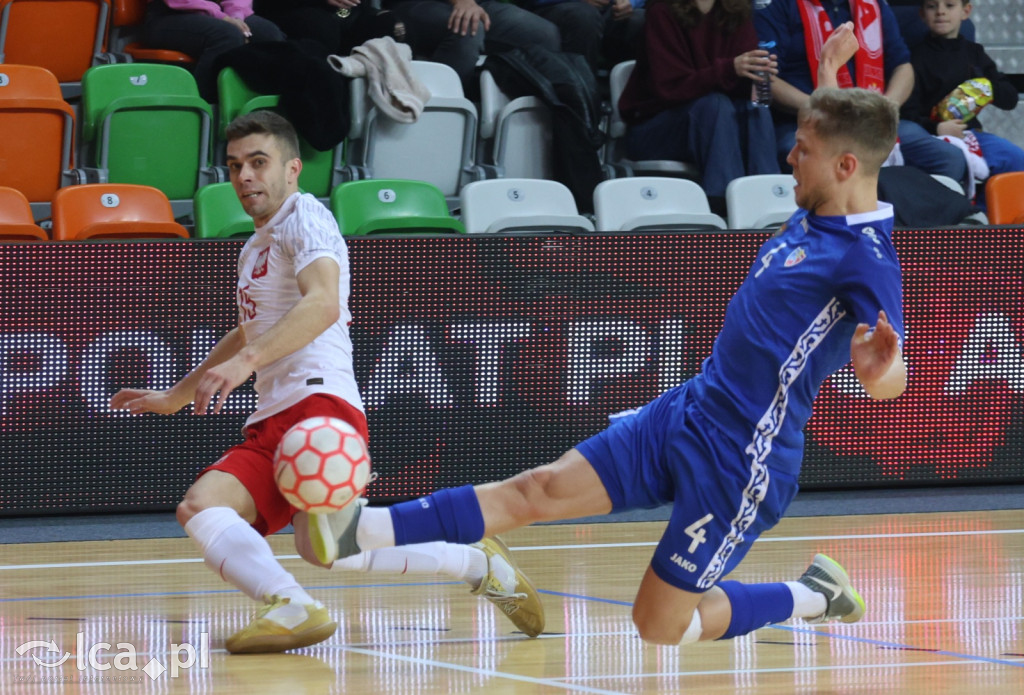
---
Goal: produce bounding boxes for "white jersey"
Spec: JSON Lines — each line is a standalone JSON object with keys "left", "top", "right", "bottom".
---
{"left": 235, "top": 191, "right": 364, "bottom": 426}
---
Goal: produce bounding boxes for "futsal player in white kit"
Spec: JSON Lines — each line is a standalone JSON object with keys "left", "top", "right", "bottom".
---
{"left": 110, "top": 111, "right": 543, "bottom": 653}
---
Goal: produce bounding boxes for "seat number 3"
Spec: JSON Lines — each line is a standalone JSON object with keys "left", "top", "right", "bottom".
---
{"left": 684, "top": 513, "right": 714, "bottom": 554}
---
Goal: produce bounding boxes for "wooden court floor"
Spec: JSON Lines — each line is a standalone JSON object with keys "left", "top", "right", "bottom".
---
{"left": 2, "top": 510, "right": 1023, "bottom": 694}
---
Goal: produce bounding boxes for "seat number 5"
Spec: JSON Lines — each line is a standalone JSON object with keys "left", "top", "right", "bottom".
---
{"left": 684, "top": 513, "right": 714, "bottom": 554}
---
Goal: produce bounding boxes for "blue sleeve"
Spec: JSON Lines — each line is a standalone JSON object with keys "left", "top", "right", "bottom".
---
{"left": 879, "top": 0, "right": 911, "bottom": 78}
{"left": 836, "top": 237, "right": 905, "bottom": 344}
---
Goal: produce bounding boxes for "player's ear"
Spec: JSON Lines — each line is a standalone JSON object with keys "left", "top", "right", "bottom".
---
{"left": 835, "top": 151, "right": 858, "bottom": 181}
{"left": 962, "top": 2, "right": 972, "bottom": 20}
{"left": 287, "top": 157, "right": 303, "bottom": 185}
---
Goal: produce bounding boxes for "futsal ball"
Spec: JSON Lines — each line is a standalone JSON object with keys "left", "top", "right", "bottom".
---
{"left": 274, "top": 417, "right": 371, "bottom": 513}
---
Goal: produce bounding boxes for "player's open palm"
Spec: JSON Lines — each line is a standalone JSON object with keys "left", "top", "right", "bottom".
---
{"left": 851, "top": 310, "right": 900, "bottom": 386}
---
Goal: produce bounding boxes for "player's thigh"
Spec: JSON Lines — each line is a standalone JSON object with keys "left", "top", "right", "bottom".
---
{"left": 178, "top": 469, "right": 259, "bottom": 525}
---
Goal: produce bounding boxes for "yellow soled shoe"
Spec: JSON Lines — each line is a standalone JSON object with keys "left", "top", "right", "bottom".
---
{"left": 225, "top": 595, "right": 338, "bottom": 654}
{"left": 471, "top": 537, "right": 545, "bottom": 638}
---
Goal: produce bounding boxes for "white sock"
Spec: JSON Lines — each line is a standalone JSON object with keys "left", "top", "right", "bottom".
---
{"left": 786, "top": 581, "right": 827, "bottom": 618}
{"left": 355, "top": 505, "right": 397, "bottom": 550}
{"left": 184, "top": 507, "right": 317, "bottom": 606}
{"left": 332, "top": 542, "right": 488, "bottom": 586}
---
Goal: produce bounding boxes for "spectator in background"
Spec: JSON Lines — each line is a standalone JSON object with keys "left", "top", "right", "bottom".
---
{"left": 253, "top": 0, "right": 407, "bottom": 56}
{"left": 754, "top": 0, "right": 968, "bottom": 184}
{"left": 515, "top": 0, "right": 647, "bottom": 73}
{"left": 381, "top": 0, "right": 562, "bottom": 96}
{"left": 142, "top": 0, "right": 286, "bottom": 102}
{"left": 618, "top": 0, "right": 779, "bottom": 214}
{"left": 900, "top": 0, "right": 1024, "bottom": 204}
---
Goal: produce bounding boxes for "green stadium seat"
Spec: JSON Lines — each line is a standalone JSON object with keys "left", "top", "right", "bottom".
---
{"left": 193, "top": 182, "right": 254, "bottom": 239}
{"left": 330, "top": 179, "right": 466, "bottom": 236}
{"left": 70, "top": 63, "right": 217, "bottom": 208}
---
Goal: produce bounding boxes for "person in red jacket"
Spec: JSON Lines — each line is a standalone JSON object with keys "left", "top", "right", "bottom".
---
{"left": 618, "top": 0, "right": 779, "bottom": 212}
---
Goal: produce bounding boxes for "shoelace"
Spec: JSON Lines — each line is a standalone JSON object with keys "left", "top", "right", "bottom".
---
{"left": 256, "top": 596, "right": 290, "bottom": 618}
{"left": 483, "top": 589, "right": 529, "bottom": 610}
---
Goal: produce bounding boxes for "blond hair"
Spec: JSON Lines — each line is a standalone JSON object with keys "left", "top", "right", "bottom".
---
{"left": 798, "top": 88, "right": 899, "bottom": 174}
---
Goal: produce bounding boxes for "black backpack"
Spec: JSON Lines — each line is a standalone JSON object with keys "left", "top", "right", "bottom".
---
{"left": 877, "top": 166, "right": 978, "bottom": 227}
{"left": 484, "top": 47, "right": 607, "bottom": 213}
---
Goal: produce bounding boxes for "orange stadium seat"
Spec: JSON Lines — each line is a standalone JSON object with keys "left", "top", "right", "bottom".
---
{"left": 0, "top": 0, "right": 110, "bottom": 84}
{"left": 0, "top": 186, "right": 48, "bottom": 240}
{"left": 109, "top": 0, "right": 194, "bottom": 65}
{"left": 51, "top": 183, "right": 189, "bottom": 241}
{"left": 0, "top": 64, "right": 75, "bottom": 204}
{"left": 985, "top": 172, "right": 1024, "bottom": 225}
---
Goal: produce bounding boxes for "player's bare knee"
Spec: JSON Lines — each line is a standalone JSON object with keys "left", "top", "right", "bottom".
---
{"left": 633, "top": 607, "right": 702, "bottom": 646}
{"left": 176, "top": 487, "right": 219, "bottom": 527}
{"left": 176, "top": 495, "right": 203, "bottom": 527}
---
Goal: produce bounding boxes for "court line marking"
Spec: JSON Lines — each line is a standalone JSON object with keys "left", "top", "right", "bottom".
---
{"left": 338, "top": 645, "right": 627, "bottom": 695}
{"left": 2, "top": 526, "right": 1022, "bottom": 572}
{"left": 555, "top": 658, "right": 1016, "bottom": 682}
{"left": 536, "top": 590, "right": 1024, "bottom": 670}
{"left": 773, "top": 624, "right": 1024, "bottom": 668}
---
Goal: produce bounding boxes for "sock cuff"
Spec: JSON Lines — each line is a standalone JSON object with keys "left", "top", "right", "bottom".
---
{"left": 433, "top": 486, "right": 485, "bottom": 545}
{"left": 184, "top": 506, "right": 248, "bottom": 547}
{"left": 390, "top": 485, "right": 485, "bottom": 546}
{"left": 717, "top": 580, "right": 795, "bottom": 640}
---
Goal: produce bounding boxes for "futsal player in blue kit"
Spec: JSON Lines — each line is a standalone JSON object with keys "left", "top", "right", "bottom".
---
{"left": 305, "top": 23, "right": 908, "bottom": 646}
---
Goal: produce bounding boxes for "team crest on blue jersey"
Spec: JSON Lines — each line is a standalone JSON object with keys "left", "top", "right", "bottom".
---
{"left": 784, "top": 247, "right": 806, "bottom": 267}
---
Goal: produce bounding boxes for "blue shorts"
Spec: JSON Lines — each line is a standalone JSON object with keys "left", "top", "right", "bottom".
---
{"left": 576, "top": 383, "right": 798, "bottom": 593}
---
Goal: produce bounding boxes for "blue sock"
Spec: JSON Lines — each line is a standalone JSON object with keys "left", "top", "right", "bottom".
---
{"left": 389, "top": 485, "right": 485, "bottom": 546}
{"left": 716, "top": 581, "right": 795, "bottom": 640}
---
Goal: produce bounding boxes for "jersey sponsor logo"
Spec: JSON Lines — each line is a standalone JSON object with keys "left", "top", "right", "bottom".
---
{"left": 670, "top": 553, "right": 698, "bottom": 573}
{"left": 861, "top": 227, "right": 885, "bottom": 260}
{"left": 784, "top": 247, "right": 806, "bottom": 267}
{"left": 252, "top": 247, "right": 270, "bottom": 279}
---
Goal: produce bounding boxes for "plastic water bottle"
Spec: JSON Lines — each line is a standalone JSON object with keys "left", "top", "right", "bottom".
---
{"left": 754, "top": 40, "right": 775, "bottom": 107}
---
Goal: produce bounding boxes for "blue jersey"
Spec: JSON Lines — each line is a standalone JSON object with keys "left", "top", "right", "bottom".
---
{"left": 690, "top": 202, "right": 905, "bottom": 478}
{"left": 577, "top": 202, "right": 903, "bottom": 592}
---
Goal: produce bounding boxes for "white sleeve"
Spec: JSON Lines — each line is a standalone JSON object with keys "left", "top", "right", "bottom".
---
{"left": 277, "top": 195, "right": 347, "bottom": 275}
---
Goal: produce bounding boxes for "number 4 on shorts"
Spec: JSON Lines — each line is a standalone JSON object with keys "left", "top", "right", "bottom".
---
{"left": 684, "top": 513, "right": 714, "bottom": 554}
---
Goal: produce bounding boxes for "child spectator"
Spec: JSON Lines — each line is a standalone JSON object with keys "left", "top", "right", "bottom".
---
{"left": 900, "top": 0, "right": 1024, "bottom": 203}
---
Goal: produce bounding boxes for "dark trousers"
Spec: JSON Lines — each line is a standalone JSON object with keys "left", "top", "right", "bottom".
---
{"left": 626, "top": 93, "right": 779, "bottom": 198}
{"left": 141, "top": 3, "right": 286, "bottom": 101}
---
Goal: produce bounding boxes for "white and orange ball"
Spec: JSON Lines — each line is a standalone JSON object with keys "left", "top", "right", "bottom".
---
{"left": 274, "top": 416, "right": 371, "bottom": 513}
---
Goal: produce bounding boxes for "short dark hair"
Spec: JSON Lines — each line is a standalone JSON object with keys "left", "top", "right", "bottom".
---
{"left": 225, "top": 111, "right": 301, "bottom": 161}
{"left": 798, "top": 87, "right": 899, "bottom": 173}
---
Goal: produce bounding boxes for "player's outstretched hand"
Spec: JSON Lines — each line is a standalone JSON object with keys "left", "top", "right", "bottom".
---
{"left": 192, "top": 356, "right": 253, "bottom": 415}
{"left": 110, "top": 388, "right": 189, "bottom": 415}
{"left": 851, "top": 310, "right": 905, "bottom": 398}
